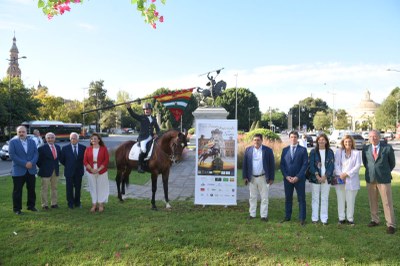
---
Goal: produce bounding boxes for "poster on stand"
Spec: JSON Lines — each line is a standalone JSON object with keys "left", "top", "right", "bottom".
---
{"left": 194, "top": 119, "right": 237, "bottom": 205}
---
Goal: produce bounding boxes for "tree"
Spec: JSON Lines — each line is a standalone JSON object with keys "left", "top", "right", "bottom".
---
{"left": 375, "top": 87, "right": 400, "bottom": 131}
{"left": 0, "top": 78, "right": 40, "bottom": 134}
{"left": 313, "top": 111, "right": 331, "bottom": 131}
{"left": 37, "top": 0, "right": 166, "bottom": 29}
{"left": 334, "top": 109, "right": 350, "bottom": 130}
{"left": 86, "top": 80, "right": 114, "bottom": 132}
{"left": 261, "top": 109, "right": 287, "bottom": 132}
{"left": 290, "top": 97, "right": 329, "bottom": 131}
{"left": 215, "top": 87, "right": 260, "bottom": 131}
{"left": 32, "top": 86, "right": 64, "bottom": 120}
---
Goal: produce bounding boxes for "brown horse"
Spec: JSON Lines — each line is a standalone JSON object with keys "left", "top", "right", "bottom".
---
{"left": 115, "top": 130, "right": 188, "bottom": 210}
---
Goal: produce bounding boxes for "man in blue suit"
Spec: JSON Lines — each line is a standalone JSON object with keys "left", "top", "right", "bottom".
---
{"left": 280, "top": 131, "right": 309, "bottom": 225}
{"left": 37, "top": 132, "right": 61, "bottom": 210}
{"left": 242, "top": 133, "right": 275, "bottom": 221}
{"left": 60, "top": 132, "right": 86, "bottom": 209}
{"left": 9, "top": 126, "right": 39, "bottom": 215}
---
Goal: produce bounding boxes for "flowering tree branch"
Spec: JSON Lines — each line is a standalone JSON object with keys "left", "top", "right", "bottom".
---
{"left": 37, "top": 0, "right": 166, "bottom": 29}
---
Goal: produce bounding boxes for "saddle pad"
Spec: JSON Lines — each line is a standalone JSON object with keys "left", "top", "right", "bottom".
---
{"left": 128, "top": 142, "right": 155, "bottom": 161}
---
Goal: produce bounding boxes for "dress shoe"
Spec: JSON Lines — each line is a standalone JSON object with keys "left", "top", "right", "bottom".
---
{"left": 27, "top": 207, "right": 38, "bottom": 212}
{"left": 387, "top": 226, "right": 395, "bottom": 234}
{"left": 347, "top": 221, "right": 355, "bottom": 226}
{"left": 322, "top": 222, "right": 328, "bottom": 226}
{"left": 42, "top": 206, "right": 49, "bottom": 210}
{"left": 280, "top": 217, "right": 291, "bottom": 223}
{"left": 68, "top": 205, "right": 74, "bottom": 209}
{"left": 312, "top": 221, "right": 318, "bottom": 225}
{"left": 51, "top": 204, "right": 59, "bottom": 209}
{"left": 300, "top": 220, "right": 306, "bottom": 226}
{"left": 247, "top": 216, "right": 255, "bottom": 220}
{"left": 15, "top": 210, "right": 22, "bottom": 215}
{"left": 368, "top": 221, "right": 379, "bottom": 227}
{"left": 261, "top": 217, "right": 268, "bottom": 222}
{"left": 338, "top": 220, "right": 346, "bottom": 225}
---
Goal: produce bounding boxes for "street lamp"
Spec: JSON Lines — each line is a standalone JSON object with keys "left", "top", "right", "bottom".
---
{"left": 326, "top": 85, "right": 336, "bottom": 130}
{"left": 248, "top": 106, "right": 254, "bottom": 131}
{"left": 6, "top": 56, "right": 27, "bottom": 140}
{"left": 268, "top": 106, "right": 272, "bottom": 130}
{"left": 396, "top": 99, "right": 400, "bottom": 130}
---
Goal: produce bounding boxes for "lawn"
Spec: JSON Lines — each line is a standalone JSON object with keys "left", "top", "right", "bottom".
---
{"left": 0, "top": 171, "right": 399, "bottom": 265}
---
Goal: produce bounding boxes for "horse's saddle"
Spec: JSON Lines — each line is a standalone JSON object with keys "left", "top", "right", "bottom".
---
{"left": 128, "top": 141, "right": 155, "bottom": 161}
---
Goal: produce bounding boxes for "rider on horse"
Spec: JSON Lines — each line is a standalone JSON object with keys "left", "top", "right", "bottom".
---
{"left": 126, "top": 102, "right": 160, "bottom": 173}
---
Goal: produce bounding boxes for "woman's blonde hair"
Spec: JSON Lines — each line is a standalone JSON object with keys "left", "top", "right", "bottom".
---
{"left": 340, "top": 135, "right": 355, "bottom": 150}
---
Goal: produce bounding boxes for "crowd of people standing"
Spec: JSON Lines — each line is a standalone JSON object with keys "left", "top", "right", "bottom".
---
{"left": 243, "top": 130, "right": 396, "bottom": 234}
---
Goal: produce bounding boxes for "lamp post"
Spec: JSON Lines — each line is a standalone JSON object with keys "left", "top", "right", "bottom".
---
{"left": 269, "top": 106, "right": 272, "bottom": 130}
{"left": 248, "top": 106, "right": 254, "bottom": 131}
{"left": 396, "top": 99, "right": 400, "bottom": 130}
{"left": 234, "top": 73, "right": 238, "bottom": 120}
{"left": 298, "top": 102, "right": 301, "bottom": 131}
{"left": 6, "top": 56, "right": 27, "bottom": 140}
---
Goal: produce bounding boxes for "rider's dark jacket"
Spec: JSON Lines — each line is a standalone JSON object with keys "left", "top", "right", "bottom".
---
{"left": 127, "top": 107, "right": 160, "bottom": 141}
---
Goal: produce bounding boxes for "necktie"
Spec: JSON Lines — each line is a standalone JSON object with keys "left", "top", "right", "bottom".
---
{"left": 50, "top": 145, "right": 57, "bottom": 159}
{"left": 73, "top": 145, "right": 78, "bottom": 158}
{"left": 373, "top": 146, "right": 378, "bottom": 160}
{"left": 291, "top": 146, "right": 295, "bottom": 159}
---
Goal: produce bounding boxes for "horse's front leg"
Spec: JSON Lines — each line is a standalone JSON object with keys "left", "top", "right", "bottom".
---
{"left": 116, "top": 171, "right": 123, "bottom": 202}
{"left": 151, "top": 174, "right": 158, "bottom": 210}
{"left": 162, "top": 170, "right": 171, "bottom": 209}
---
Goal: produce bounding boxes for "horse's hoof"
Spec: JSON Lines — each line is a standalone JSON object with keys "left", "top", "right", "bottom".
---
{"left": 166, "top": 203, "right": 172, "bottom": 209}
{"left": 151, "top": 206, "right": 158, "bottom": 211}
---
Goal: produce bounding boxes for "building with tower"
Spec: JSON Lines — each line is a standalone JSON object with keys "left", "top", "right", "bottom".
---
{"left": 7, "top": 35, "right": 23, "bottom": 78}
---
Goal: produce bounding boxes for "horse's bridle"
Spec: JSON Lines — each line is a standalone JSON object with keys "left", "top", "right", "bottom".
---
{"left": 169, "top": 136, "right": 186, "bottom": 163}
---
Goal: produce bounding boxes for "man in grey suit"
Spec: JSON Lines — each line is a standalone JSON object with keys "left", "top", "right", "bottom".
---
{"left": 9, "top": 125, "right": 39, "bottom": 215}
{"left": 362, "top": 130, "right": 396, "bottom": 234}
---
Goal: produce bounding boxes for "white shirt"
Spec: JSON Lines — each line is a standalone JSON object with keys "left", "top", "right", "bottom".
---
{"left": 252, "top": 147, "right": 264, "bottom": 176}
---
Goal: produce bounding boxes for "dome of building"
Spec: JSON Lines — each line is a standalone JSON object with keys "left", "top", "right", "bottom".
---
{"left": 357, "top": 90, "right": 380, "bottom": 111}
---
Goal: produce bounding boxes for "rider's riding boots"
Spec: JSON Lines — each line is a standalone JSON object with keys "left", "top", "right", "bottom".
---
{"left": 137, "top": 152, "right": 145, "bottom": 173}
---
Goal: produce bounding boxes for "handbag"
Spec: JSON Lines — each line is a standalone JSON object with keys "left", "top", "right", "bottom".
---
{"left": 331, "top": 174, "right": 344, "bottom": 185}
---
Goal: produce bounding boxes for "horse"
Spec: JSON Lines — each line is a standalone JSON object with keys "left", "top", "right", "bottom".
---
{"left": 198, "top": 147, "right": 220, "bottom": 164}
{"left": 115, "top": 130, "right": 188, "bottom": 210}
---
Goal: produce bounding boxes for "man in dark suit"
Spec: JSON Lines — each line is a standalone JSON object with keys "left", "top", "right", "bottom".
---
{"left": 126, "top": 102, "right": 160, "bottom": 173}
{"left": 9, "top": 125, "right": 39, "bottom": 215}
{"left": 60, "top": 132, "right": 86, "bottom": 209}
{"left": 280, "top": 131, "right": 309, "bottom": 225}
{"left": 37, "top": 132, "right": 61, "bottom": 210}
{"left": 242, "top": 133, "right": 275, "bottom": 221}
{"left": 362, "top": 130, "right": 396, "bottom": 234}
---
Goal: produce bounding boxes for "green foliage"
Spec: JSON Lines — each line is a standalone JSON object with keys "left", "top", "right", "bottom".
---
{"left": 290, "top": 97, "right": 329, "bottom": 131}
{"left": 313, "top": 111, "right": 331, "bottom": 130}
{"left": 261, "top": 109, "right": 287, "bottom": 131}
{"left": 188, "top": 128, "right": 195, "bottom": 135}
{"left": 245, "top": 128, "right": 281, "bottom": 142}
{"left": 249, "top": 121, "right": 256, "bottom": 131}
{"left": 375, "top": 87, "right": 400, "bottom": 131}
{"left": 334, "top": 109, "right": 350, "bottom": 130}
{"left": 215, "top": 87, "right": 260, "bottom": 131}
{"left": 254, "top": 121, "right": 261, "bottom": 129}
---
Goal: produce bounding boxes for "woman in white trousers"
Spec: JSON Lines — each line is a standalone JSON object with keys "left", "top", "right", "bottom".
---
{"left": 334, "top": 135, "right": 361, "bottom": 225}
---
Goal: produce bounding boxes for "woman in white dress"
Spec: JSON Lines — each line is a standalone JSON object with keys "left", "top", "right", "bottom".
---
{"left": 83, "top": 133, "right": 109, "bottom": 213}
{"left": 334, "top": 135, "right": 362, "bottom": 225}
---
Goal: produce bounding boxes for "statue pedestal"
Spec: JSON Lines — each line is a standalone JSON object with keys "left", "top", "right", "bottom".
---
{"left": 190, "top": 107, "right": 229, "bottom": 145}
{"left": 192, "top": 107, "right": 229, "bottom": 125}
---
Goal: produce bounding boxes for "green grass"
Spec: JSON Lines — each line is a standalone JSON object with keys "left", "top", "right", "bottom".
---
{"left": 0, "top": 172, "right": 399, "bottom": 265}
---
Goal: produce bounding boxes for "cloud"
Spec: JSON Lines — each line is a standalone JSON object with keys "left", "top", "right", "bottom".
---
{"left": 76, "top": 22, "right": 95, "bottom": 31}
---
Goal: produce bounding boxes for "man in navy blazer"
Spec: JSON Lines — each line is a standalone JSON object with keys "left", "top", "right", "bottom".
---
{"left": 9, "top": 126, "right": 39, "bottom": 215}
{"left": 243, "top": 133, "right": 275, "bottom": 221}
{"left": 280, "top": 131, "right": 309, "bottom": 225}
{"left": 37, "top": 132, "right": 61, "bottom": 209}
{"left": 60, "top": 132, "right": 86, "bottom": 209}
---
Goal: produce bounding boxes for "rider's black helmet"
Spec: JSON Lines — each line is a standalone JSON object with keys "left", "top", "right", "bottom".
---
{"left": 142, "top": 103, "right": 152, "bottom": 110}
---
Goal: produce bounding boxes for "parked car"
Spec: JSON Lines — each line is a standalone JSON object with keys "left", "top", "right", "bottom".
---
{"left": 0, "top": 141, "right": 9, "bottom": 161}
{"left": 335, "top": 133, "right": 365, "bottom": 150}
{"left": 361, "top": 131, "right": 369, "bottom": 141}
{"left": 383, "top": 132, "right": 394, "bottom": 141}
{"left": 308, "top": 133, "right": 317, "bottom": 143}
{"left": 299, "top": 133, "right": 313, "bottom": 147}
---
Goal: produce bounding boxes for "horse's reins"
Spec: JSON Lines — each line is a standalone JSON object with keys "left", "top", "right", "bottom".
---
{"left": 152, "top": 135, "right": 184, "bottom": 163}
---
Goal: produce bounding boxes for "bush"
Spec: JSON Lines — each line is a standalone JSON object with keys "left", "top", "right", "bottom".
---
{"left": 188, "top": 128, "right": 195, "bottom": 135}
{"left": 244, "top": 128, "right": 281, "bottom": 142}
{"left": 237, "top": 137, "right": 284, "bottom": 170}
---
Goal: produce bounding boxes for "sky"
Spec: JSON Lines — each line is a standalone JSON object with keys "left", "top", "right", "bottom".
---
{"left": 0, "top": 0, "right": 400, "bottom": 114}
